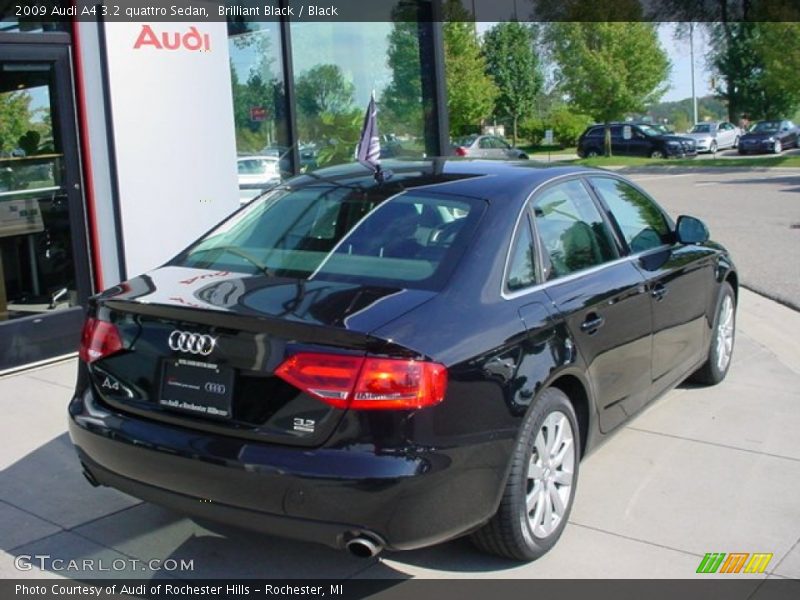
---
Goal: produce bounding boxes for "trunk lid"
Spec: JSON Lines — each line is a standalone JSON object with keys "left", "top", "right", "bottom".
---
{"left": 88, "top": 266, "right": 434, "bottom": 447}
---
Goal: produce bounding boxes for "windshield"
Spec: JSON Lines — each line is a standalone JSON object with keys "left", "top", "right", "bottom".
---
{"left": 173, "top": 185, "right": 485, "bottom": 290}
{"left": 752, "top": 121, "right": 780, "bottom": 133}
{"left": 690, "top": 124, "right": 713, "bottom": 133}
{"left": 637, "top": 125, "right": 660, "bottom": 136}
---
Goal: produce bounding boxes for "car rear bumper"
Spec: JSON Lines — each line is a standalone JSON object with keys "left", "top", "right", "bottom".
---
{"left": 68, "top": 387, "right": 504, "bottom": 551}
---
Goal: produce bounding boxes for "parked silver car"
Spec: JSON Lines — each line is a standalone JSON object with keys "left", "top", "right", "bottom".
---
{"left": 451, "top": 135, "right": 529, "bottom": 159}
{"left": 684, "top": 121, "right": 741, "bottom": 153}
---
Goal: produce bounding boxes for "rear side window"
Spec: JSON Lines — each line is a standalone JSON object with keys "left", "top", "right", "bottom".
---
{"left": 506, "top": 216, "right": 537, "bottom": 292}
{"left": 589, "top": 177, "right": 671, "bottom": 253}
{"left": 533, "top": 180, "right": 618, "bottom": 279}
{"left": 174, "top": 186, "right": 485, "bottom": 291}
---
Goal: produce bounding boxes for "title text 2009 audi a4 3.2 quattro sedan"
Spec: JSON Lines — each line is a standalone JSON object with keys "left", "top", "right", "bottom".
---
{"left": 69, "top": 160, "right": 737, "bottom": 561}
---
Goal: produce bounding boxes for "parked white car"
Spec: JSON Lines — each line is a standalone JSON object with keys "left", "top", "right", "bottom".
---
{"left": 684, "top": 121, "right": 741, "bottom": 153}
{"left": 237, "top": 156, "right": 281, "bottom": 204}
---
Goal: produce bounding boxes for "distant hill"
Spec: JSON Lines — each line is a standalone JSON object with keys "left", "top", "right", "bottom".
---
{"left": 640, "top": 96, "right": 729, "bottom": 132}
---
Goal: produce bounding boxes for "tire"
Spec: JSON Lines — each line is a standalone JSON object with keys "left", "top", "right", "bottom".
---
{"left": 733, "top": 136, "right": 740, "bottom": 149}
{"left": 710, "top": 141, "right": 718, "bottom": 153}
{"left": 690, "top": 282, "right": 736, "bottom": 385}
{"left": 518, "top": 153, "right": 529, "bottom": 160}
{"left": 773, "top": 139, "right": 782, "bottom": 154}
{"left": 586, "top": 148, "right": 600, "bottom": 158}
{"left": 471, "top": 387, "right": 580, "bottom": 561}
{"left": 650, "top": 149, "right": 665, "bottom": 159}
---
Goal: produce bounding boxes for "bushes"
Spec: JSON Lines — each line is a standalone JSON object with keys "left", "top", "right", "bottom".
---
{"left": 519, "top": 108, "right": 592, "bottom": 147}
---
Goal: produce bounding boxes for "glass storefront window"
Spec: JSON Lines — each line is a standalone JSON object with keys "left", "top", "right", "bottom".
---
{"left": 227, "top": 19, "right": 290, "bottom": 204}
{"left": 289, "top": 17, "right": 428, "bottom": 170}
{"left": 0, "top": 2, "right": 69, "bottom": 34}
{"left": 0, "top": 60, "right": 78, "bottom": 321}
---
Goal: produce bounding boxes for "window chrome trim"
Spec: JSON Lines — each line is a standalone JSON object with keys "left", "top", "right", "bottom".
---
{"left": 500, "top": 170, "right": 599, "bottom": 300}
{"left": 500, "top": 170, "right": 674, "bottom": 301}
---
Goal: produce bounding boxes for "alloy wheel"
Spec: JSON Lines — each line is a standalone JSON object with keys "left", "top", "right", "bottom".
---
{"left": 716, "top": 295, "right": 735, "bottom": 372}
{"left": 525, "top": 411, "right": 576, "bottom": 539}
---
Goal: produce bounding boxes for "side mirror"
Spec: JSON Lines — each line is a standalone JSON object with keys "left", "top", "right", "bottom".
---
{"left": 676, "top": 215, "right": 709, "bottom": 244}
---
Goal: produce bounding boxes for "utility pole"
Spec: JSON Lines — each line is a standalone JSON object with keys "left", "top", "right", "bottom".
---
{"left": 690, "top": 23, "right": 698, "bottom": 126}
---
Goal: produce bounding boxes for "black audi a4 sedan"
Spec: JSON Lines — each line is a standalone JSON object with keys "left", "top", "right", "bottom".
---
{"left": 738, "top": 119, "right": 798, "bottom": 154}
{"left": 69, "top": 160, "right": 737, "bottom": 561}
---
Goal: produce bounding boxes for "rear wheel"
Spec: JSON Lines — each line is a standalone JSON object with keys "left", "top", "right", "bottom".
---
{"left": 691, "top": 282, "right": 736, "bottom": 385}
{"left": 471, "top": 387, "right": 579, "bottom": 561}
{"left": 650, "top": 149, "right": 665, "bottom": 159}
{"left": 586, "top": 148, "right": 600, "bottom": 158}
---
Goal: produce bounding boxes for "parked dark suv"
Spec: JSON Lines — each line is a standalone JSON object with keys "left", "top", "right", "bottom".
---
{"left": 578, "top": 123, "right": 697, "bottom": 159}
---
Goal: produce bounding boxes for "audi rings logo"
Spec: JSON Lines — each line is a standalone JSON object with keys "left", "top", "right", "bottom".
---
{"left": 204, "top": 382, "right": 227, "bottom": 395}
{"left": 168, "top": 330, "right": 217, "bottom": 356}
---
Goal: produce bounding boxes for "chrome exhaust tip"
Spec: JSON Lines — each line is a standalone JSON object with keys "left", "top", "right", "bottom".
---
{"left": 345, "top": 534, "right": 384, "bottom": 558}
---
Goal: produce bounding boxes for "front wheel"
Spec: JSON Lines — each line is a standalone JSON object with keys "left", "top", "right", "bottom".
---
{"left": 650, "top": 149, "right": 665, "bottom": 159}
{"left": 471, "top": 387, "right": 579, "bottom": 561}
{"left": 691, "top": 282, "right": 736, "bottom": 385}
{"left": 733, "top": 135, "right": 740, "bottom": 148}
{"left": 710, "top": 141, "right": 718, "bottom": 153}
{"left": 773, "top": 140, "right": 783, "bottom": 154}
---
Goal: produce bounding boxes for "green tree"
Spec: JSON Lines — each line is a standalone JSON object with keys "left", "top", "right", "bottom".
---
{"left": 0, "top": 91, "right": 33, "bottom": 154}
{"left": 442, "top": 0, "right": 498, "bottom": 137}
{"left": 483, "top": 22, "right": 543, "bottom": 146}
{"left": 383, "top": 19, "right": 423, "bottom": 136}
{"left": 707, "top": 21, "right": 800, "bottom": 121}
{"left": 547, "top": 22, "right": 670, "bottom": 155}
{"left": 295, "top": 64, "right": 355, "bottom": 117}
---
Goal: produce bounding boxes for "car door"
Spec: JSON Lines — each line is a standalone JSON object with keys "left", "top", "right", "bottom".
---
{"left": 718, "top": 122, "right": 734, "bottom": 148}
{"left": 532, "top": 178, "right": 652, "bottom": 433}
{"left": 785, "top": 121, "right": 799, "bottom": 147}
{"left": 625, "top": 126, "right": 651, "bottom": 157}
{"left": 588, "top": 176, "right": 715, "bottom": 397}
{"left": 609, "top": 125, "right": 630, "bottom": 156}
{"left": 477, "top": 136, "right": 494, "bottom": 158}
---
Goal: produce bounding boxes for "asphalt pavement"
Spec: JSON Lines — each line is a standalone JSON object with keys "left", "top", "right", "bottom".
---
{"left": 625, "top": 167, "right": 800, "bottom": 310}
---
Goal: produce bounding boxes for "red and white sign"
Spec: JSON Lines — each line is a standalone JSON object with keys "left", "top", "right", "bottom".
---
{"left": 103, "top": 21, "right": 239, "bottom": 277}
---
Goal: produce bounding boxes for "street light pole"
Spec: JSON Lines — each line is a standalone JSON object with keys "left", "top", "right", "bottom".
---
{"left": 690, "top": 23, "right": 698, "bottom": 126}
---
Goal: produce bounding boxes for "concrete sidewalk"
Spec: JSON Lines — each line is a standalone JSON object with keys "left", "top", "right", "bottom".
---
{"left": 1, "top": 289, "right": 798, "bottom": 581}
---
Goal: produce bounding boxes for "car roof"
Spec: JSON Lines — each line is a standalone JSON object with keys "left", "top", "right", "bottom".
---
{"left": 284, "top": 159, "right": 600, "bottom": 203}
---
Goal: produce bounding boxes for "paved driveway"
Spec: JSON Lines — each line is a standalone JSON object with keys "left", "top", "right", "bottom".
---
{"left": 1, "top": 289, "right": 799, "bottom": 582}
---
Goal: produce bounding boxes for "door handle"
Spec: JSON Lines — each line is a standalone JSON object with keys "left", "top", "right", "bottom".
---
{"left": 580, "top": 314, "right": 605, "bottom": 334}
{"left": 651, "top": 283, "right": 669, "bottom": 301}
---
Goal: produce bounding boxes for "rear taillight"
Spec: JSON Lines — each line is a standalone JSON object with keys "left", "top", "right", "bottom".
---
{"left": 454, "top": 146, "right": 468, "bottom": 156}
{"left": 79, "top": 317, "right": 124, "bottom": 364}
{"left": 275, "top": 352, "right": 448, "bottom": 410}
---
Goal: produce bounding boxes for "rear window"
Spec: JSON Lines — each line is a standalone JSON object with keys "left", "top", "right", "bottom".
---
{"left": 173, "top": 185, "right": 485, "bottom": 290}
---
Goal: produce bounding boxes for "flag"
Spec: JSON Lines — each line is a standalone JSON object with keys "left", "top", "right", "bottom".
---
{"left": 355, "top": 93, "right": 381, "bottom": 172}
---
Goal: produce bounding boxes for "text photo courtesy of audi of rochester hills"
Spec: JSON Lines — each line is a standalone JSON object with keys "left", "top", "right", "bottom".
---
{"left": 1, "top": 1, "right": 799, "bottom": 600}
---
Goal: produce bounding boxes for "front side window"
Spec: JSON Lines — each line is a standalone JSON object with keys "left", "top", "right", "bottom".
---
{"left": 590, "top": 177, "right": 671, "bottom": 253}
{"left": 174, "top": 185, "right": 484, "bottom": 290}
{"left": 533, "top": 180, "right": 618, "bottom": 279}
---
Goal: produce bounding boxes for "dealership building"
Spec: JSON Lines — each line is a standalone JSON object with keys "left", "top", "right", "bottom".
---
{"left": 0, "top": 2, "right": 449, "bottom": 371}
